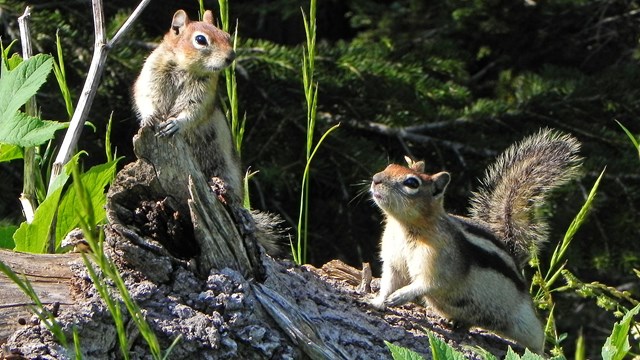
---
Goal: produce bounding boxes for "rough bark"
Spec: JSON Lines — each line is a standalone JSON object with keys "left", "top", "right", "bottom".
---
{"left": 0, "top": 128, "right": 521, "bottom": 359}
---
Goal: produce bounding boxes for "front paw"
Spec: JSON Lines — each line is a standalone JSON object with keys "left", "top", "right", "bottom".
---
{"left": 155, "top": 118, "right": 181, "bottom": 137}
{"left": 368, "top": 296, "right": 387, "bottom": 311}
{"left": 385, "top": 290, "right": 411, "bottom": 307}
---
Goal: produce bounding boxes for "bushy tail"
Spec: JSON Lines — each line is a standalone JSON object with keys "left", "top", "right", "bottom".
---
{"left": 468, "top": 129, "right": 582, "bottom": 265}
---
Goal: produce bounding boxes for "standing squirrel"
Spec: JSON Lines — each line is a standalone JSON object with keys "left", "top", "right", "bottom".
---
{"left": 133, "top": 9, "right": 242, "bottom": 204}
{"left": 369, "top": 129, "right": 582, "bottom": 353}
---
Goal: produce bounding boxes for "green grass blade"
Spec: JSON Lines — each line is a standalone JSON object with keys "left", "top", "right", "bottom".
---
{"left": 73, "top": 327, "right": 83, "bottom": 360}
{"left": 544, "top": 168, "right": 605, "bottom": 287}
{"left": 615, "top": 120, "right": 640, "bottom": 159}
{"left": 54, "top": 30, "right": 74, "bottom": 118}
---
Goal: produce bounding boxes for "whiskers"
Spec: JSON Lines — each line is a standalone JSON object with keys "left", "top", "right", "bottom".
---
{"left": 349, "top": 179, "right": 373, "bottom": 206}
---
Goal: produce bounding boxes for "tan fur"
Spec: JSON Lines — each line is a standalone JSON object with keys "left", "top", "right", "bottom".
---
{"left": 469, "top": 129, "right": 582, "bottom": 265}
{"left": 133, "top": 9, "right": 241, "bottom": 203}
{"left": 368, "top": 130, "right": 582, "bottom": 354}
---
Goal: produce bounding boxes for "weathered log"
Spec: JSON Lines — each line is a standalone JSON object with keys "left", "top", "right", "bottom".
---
{"left": 0, "top": 250, "right": 79, "bottom": 343}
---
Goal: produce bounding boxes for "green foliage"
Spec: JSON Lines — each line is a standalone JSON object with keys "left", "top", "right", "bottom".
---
{"left": 533, "top": 169, "right": 605, "bottom": 302}
{"left": 52, "top": 30, "right": 74, "bottom": 119}
{"left": 0, "top": 54, "right": 67, "bottom": 147}
{"left": 427, "top": 333, "right": 465, "bottom": 360}
{"left": 530, "top": 169, "right": 610, "bottom": 353}
{"left": 601, "top": 304, "right": 640, "bottom": 360}
{"left": 0, "top": 224, "right": 17, "bottom": 249}
{"left": 386, "top": 333, "right": 557, "bottom": 360}
{"left": 503, "top": 347, "right": 549, "bottom": 360}
{"left": 12, "top": 153, "right": 79, "bottom": 253}
{"left": 55, "top": 159, "right": 118, "bottom": 247}
{"left": 385, "top": 340, "right": 425, "bottom": 360}
{"left": 0, "top": 142, "right": 23, "bottom": 161}
{"left": 12, "top": 153, "right": 118, "bottom": 253}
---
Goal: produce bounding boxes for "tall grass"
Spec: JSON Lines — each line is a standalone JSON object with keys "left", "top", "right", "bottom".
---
{"left": 209, "top": 0, "right": 246, "bottom": 157}
{"left": 293, "top": 0, "right": 340, "bottom": 265}
{"left": 530, "top": 169, "right": 605, "bottom": 354}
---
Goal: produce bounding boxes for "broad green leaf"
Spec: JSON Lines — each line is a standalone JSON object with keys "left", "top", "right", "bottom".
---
{"left": 0, "top": 54, "right": 66, "bottom": 147}
{"left": 427, "top": 333, "right": 465, "bottom": 360}
{"left": 13, "top": 185, "right": 64, "bottom": 253}
{"left": 385, "top": 341, "right": 425, "bottom": 360}
{"left": 1, "top": 54, "right": 53, "bottom": 116}
{"left": 55, "top": 159, "right": 119, "bottom": 250}
{"left": 12, "top": 153, "right": 82, "bottom": 253}
{"left": 0, "top": 143, "right": 23, "bottom": 162}
{"left": 5, "top": 53, "right": 23, "bottom": 72}
{"left": 0, "top": 225, "right": 18, "bottom": 249}
{"left": 602, "top": 304, "right": 640, "bottom": 360}
{"left": 0, "top": 111, "right": 68, "bottom": 147}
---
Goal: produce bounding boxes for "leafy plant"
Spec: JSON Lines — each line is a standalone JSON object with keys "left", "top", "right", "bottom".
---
{"left": 601, "top": 303, "right": 640, "bottom": 360}
{"left": 426, "top": 332, "right": 466, "bottom": 360}
{"left": 530, "top": 169, "right": 605, "bottom": 353}
{"left": 385, "top": 340, "right": 426, "bottom": 360}
{"left": 0, "top": 54, "right": 66, "bottom": 148}
{"left": 0, "top": 37, "right": 120, "bottom": 254}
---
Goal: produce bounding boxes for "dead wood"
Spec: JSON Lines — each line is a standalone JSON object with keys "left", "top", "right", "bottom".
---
{"left": 0, "top": 250, "right": 79, "bottom": 344}
{"left": 0, "top": 127, "right": 522, "bottom": 359}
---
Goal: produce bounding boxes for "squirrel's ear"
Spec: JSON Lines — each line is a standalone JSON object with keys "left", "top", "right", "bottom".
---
{"left": 203, "top": 10, "right": 214, "bottom": 24}
{"left": 405, "top": 157, "right": 425, "bottom": 173}
{"left": 431, "top": 172, "right": 450, "bottom": 199}
{"left": 171, "top": 10, "right": 189, "bottom": 35}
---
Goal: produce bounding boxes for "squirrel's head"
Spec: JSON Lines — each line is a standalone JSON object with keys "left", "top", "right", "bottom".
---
{"left": 165, "top": 10, "right": 236, "bottom": 74}
{"left": 371, "top": 160, "right": 450, "bottom": 225}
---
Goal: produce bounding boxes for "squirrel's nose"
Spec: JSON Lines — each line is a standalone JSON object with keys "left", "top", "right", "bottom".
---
{"left": 372, "top": 173, "right": 384, "bottom": 185}
{"left": 225, "top": 51, "right": 236, "bottom": 64}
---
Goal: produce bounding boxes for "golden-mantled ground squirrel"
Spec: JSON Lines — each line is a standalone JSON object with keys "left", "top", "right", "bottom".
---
{"left": 369, "top": 129, "right": 582, "bottom": 353}
{"left": 133, "top": 9, "right": 241, "bottom": 204}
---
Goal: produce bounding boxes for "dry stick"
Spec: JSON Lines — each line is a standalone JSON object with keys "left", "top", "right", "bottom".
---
{"left": 17, "top": 7, "right": 38, "bottom": 224}
{"left": 49, "top": 0, "right": 151, "bottom": 183}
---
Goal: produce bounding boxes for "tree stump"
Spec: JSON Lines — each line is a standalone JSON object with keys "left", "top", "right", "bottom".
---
{"left": 0, "top": 128, "right": 519, "bottom": 359}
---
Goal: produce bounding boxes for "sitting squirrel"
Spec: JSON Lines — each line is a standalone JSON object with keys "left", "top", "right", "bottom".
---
{"left": 132, "top": 10, "right": 284, "bottom": 255}
{"left": 369, "top": 129, "right": 582, "bottom": 353}
{"left": 133, "top": 9, "right": 241, "bottom": 204}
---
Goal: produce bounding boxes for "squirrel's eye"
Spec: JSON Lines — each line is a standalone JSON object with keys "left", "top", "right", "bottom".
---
{"left": 403, "top": 177, "right": 420, "bottom": 189}
{"left": 194, "top": 34, "right": 208, "bottom": 46}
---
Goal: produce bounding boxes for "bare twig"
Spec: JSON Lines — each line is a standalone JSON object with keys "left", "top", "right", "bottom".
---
{"left": 49, "top": 0, "right": 152, "bottom": 184}
{"left": 17, "top": 7, "right": 38, "bottom": 224}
